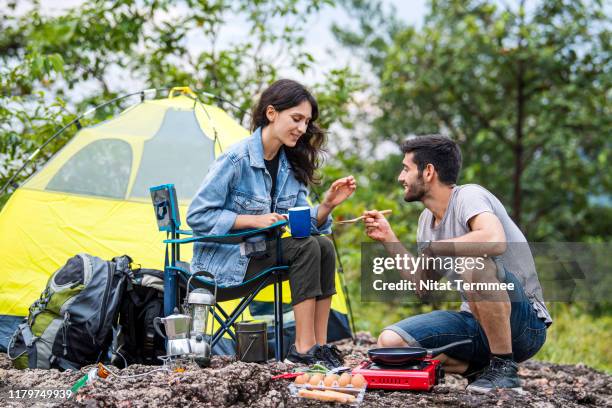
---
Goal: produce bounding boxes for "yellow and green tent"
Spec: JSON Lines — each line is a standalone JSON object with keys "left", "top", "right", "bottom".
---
{"left": 0, "top": 88, "right": 352, "bottom": 352}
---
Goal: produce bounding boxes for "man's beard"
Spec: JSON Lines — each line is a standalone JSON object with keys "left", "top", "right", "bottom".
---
{"left": 403, "top": 175, "right": 426, "bottom": 202}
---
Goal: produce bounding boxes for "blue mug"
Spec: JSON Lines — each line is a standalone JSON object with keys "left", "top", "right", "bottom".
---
{"left": 288, "top": 207, "right": 311, "bottom": 238}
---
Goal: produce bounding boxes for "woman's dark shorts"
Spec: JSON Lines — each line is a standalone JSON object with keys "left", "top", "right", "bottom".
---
{"left": 385, "top": 268, "right": 548, "bottom": 370}
{"left": 244, "top": 235, "right": 336, "bottom": 306}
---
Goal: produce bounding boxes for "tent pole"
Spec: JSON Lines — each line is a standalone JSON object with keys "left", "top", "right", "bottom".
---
{"left": 312, "top": 190, "right": 357, "bottom": 343}
{"left": 329, "top": 231, "right": 357, "bottom": 344}
{"left": 1, "top": 86, "right": 247, "bottom": 196}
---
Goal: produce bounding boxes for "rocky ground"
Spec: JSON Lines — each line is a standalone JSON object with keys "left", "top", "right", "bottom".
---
{"left": 0, "top": 333, "right": 610, "bottom": 407}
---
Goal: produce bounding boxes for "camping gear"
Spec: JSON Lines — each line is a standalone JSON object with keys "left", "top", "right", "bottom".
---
{"left": 150, "top": 184, "right": 182, "bottom": 316}
{"left": 153, "top": 183, "right": 290, "bottom": 361}
{"left": 70, "top": 363, "right": 111, "bottom": 396}
{"left": 235, "top": 321, "right": 268, "bottom": 363}
{"left": 111, "top": 268, "right": 166, "bottom": 367}
{"left": 7, "top": 254, "right": 132, "bottom": 370}
{"left": 71, "top": 362, "right": 171, "bottom": 397}
{"left": 352, "top": 339, "right": 472, "bottom": 391}
{"left": 351, "top": 359, "right": 443, "bottom": 392}
{"left": 367, "top": 339, "right": 472, "bottom": 365}
{"left": 335, "top": 209, "right": 392, "bottom": 224}
{"left": 184, "top": 271, "right": 216, "bottom": 367}
{"left": 288, "top": 207, "right": 310, "bottom": 237}
{"left": 0, "top": 87, "right": 353, "bottom": 354}
{"left": 153, "top": 308, "right": 192, "bottom": 357}
{"left": 240, "top": 234, "right": 269, "bottom": 259}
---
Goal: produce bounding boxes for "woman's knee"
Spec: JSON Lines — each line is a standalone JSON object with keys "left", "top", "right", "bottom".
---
{"left": 301, "top": 236, "right": 322, "bottom": 258}
{"left": 285, "top": 236, "right": 320, "bottom": 258}
{"left": 314, "top": 236, "right": 335, "bottom": 258}
{"left": 283, "top": 236, "right": 321, "bottom": 269}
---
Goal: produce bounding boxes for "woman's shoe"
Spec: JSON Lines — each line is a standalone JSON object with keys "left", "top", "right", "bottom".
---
{"left": 316, "top": 344, "right": 344, "bottom": 368}
{"left": 284, "top": 344, "right": 323, "bottom": 366}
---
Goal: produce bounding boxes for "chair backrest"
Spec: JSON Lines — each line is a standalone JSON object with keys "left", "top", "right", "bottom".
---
{"left": 149, "top": 184, "right": 181, "bottom": 232}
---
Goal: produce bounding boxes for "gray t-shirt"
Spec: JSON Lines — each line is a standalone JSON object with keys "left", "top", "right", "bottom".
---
{"left": 417, "top": 184, "right": 552, "bottom": 325}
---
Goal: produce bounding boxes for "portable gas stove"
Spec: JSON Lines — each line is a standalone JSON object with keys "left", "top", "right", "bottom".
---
{"left": 353, "top": 339, "right": 473, "bottom": 392}
{"left": 352, "top": 359, "right": 444, "bottom": 391}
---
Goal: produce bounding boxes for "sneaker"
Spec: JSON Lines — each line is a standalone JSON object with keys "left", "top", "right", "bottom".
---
{"left": 316, "top": 344, "right": 344, "bottom": 369}
{"left": 284, "top": 344, "right": 323, "bottom": 366}
{"left": 463, "top": 367, "right": 485, "bottom": 385}
{"left": 466, "top": 357, "right": 522, "bottom": 394}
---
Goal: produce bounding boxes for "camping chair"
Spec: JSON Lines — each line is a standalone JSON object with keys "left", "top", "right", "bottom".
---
{"left": 149, "top": 184, "right": 289, "bottom": 361}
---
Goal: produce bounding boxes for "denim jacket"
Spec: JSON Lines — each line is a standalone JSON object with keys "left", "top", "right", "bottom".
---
{"left": 186, "top": 127, "right": 333, "bottom": 286}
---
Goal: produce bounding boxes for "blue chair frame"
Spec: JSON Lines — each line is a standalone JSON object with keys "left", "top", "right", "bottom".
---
{"left": 150, "top": 184, "right": 289, "bottom": 361}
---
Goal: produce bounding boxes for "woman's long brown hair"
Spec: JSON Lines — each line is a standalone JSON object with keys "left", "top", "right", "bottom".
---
{"left": 250, "top": 79, "right": 325, "bottom": 186}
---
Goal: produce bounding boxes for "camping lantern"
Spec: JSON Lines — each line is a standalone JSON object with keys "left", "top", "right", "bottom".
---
{"left": 184, "top": 273, "right": 216, "bottom": 367}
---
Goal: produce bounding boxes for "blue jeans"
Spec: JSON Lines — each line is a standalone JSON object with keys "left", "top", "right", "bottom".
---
{"left": 386, "top": 269, "right": 548, "bottom": 370}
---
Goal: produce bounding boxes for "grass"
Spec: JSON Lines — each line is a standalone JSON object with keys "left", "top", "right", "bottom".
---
{"left": 534, "top": 303, "right": 612, "bottom": 373}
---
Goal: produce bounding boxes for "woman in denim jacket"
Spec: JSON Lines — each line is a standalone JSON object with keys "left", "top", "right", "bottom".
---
{"left": 187, "top": 79, "right": 356, "bottom": 367}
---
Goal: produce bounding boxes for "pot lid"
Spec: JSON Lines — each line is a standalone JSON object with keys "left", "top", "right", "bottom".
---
{"left": 188, "top": 288, "right": 215, "bottom": 305}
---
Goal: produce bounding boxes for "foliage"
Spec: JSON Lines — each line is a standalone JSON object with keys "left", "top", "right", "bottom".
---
{"left": 0, "top": 0, "right": 359, "bottom": 204}
{"left": 333, "top": 0, "right": 611, "bottom": 241}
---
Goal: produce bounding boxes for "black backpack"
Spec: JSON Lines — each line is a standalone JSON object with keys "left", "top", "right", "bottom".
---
{"left": 110, "top": 268, "right": 166, "bottom": 367}
{"left": 8, "top": 254, "right": 132, "bottom": 370}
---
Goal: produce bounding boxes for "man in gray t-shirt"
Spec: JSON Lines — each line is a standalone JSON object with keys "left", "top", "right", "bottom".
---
{"left": 363, "top": 135, "right": 551, "bottom": 394}
{"left": 417, "top": 184, "right": 552, "bottom": 325}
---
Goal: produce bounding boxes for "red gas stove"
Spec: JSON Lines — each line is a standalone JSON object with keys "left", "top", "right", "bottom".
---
{"left": 352, "top": 359, "right": 445, "bottom": 391}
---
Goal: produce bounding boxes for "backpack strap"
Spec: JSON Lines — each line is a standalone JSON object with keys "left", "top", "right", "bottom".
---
{"left": 19, "top": 323, "right": 35, "bottom": 347}
{"left": 7, "top": 323, "right": 40, "bottom": 369}
{"left": 112, "top": 255, "right": 134, "bottom": 275}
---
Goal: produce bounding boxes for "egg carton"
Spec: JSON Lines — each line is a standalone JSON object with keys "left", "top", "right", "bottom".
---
{"left": 288, "top": 383, "right": 366, "bottom": 406}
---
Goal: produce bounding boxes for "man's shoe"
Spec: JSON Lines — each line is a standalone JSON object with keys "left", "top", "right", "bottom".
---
{"left": 284, "top": 344, "right": 323, "bottom": 366}
{"left": 463, "top": 367, "right": 485, "bottom": 385}
{"left": 316, "top": 344, "right": 344, "bottom": 369}
{"left": 466, "top": 357, "right": 522, "bottom": 394}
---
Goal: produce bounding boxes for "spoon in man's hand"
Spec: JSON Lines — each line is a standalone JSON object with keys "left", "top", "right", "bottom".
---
{"left": 335, "top": 209, "right": 392, "bottom": 224}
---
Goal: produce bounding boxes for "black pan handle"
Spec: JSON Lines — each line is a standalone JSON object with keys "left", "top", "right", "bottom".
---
{"left": 426, "top": 339, "right": 472, "bottom": 358}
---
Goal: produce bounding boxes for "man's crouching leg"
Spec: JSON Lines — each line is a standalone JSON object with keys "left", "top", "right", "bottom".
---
{"left": 377, "top": 329, "right": 470, "bottom": 374}
{"left": 462, "top": 257, "right": 512, "bottom": 355}
{"left": 377, "top": 330, "right": 411, "bottom": 348}
{"left": 462, "top": 258, "right": 521, "bottom": 393}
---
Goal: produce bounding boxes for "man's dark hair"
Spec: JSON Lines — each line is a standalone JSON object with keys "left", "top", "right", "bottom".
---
{"left": 401, "top": 135, "right": 462, "bottom": 185}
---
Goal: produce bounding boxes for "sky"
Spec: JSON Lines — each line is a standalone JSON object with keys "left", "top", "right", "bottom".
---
{"left": 34, "top": 0, "right": 429, "bottom": 83}
{"left": 306, "top": 0, "right": 427, "bottom": 73}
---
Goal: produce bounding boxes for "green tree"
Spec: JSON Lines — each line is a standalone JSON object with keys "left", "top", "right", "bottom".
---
{"left": 334, "top": 0, "right": 611, "bottom": 241}
{"left": 1, "top": 0, "right": 360, "bottom": 206}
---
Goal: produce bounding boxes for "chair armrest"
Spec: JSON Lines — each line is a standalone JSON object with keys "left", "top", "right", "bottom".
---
{"left": 164, "top": 220, "right": 287, "bottom": 245}
{"left": 176, "top": 229, "right": 194, "bottom": 236}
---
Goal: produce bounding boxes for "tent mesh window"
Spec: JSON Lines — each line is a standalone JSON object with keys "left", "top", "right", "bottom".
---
{"left": 129, "top": 109, "right": 215, "bottom": 200}
{"left": 46, "top": 139, "right": 132, "bottom": 199}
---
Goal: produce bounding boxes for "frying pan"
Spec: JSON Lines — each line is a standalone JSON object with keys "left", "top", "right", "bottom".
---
{"left": 368, "top": 339, "right": 472, "bottom": 365}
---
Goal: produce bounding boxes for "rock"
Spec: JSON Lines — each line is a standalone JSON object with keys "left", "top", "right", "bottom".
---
{"left": 0, "top": 333, "right": 610, "bottom": 407}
